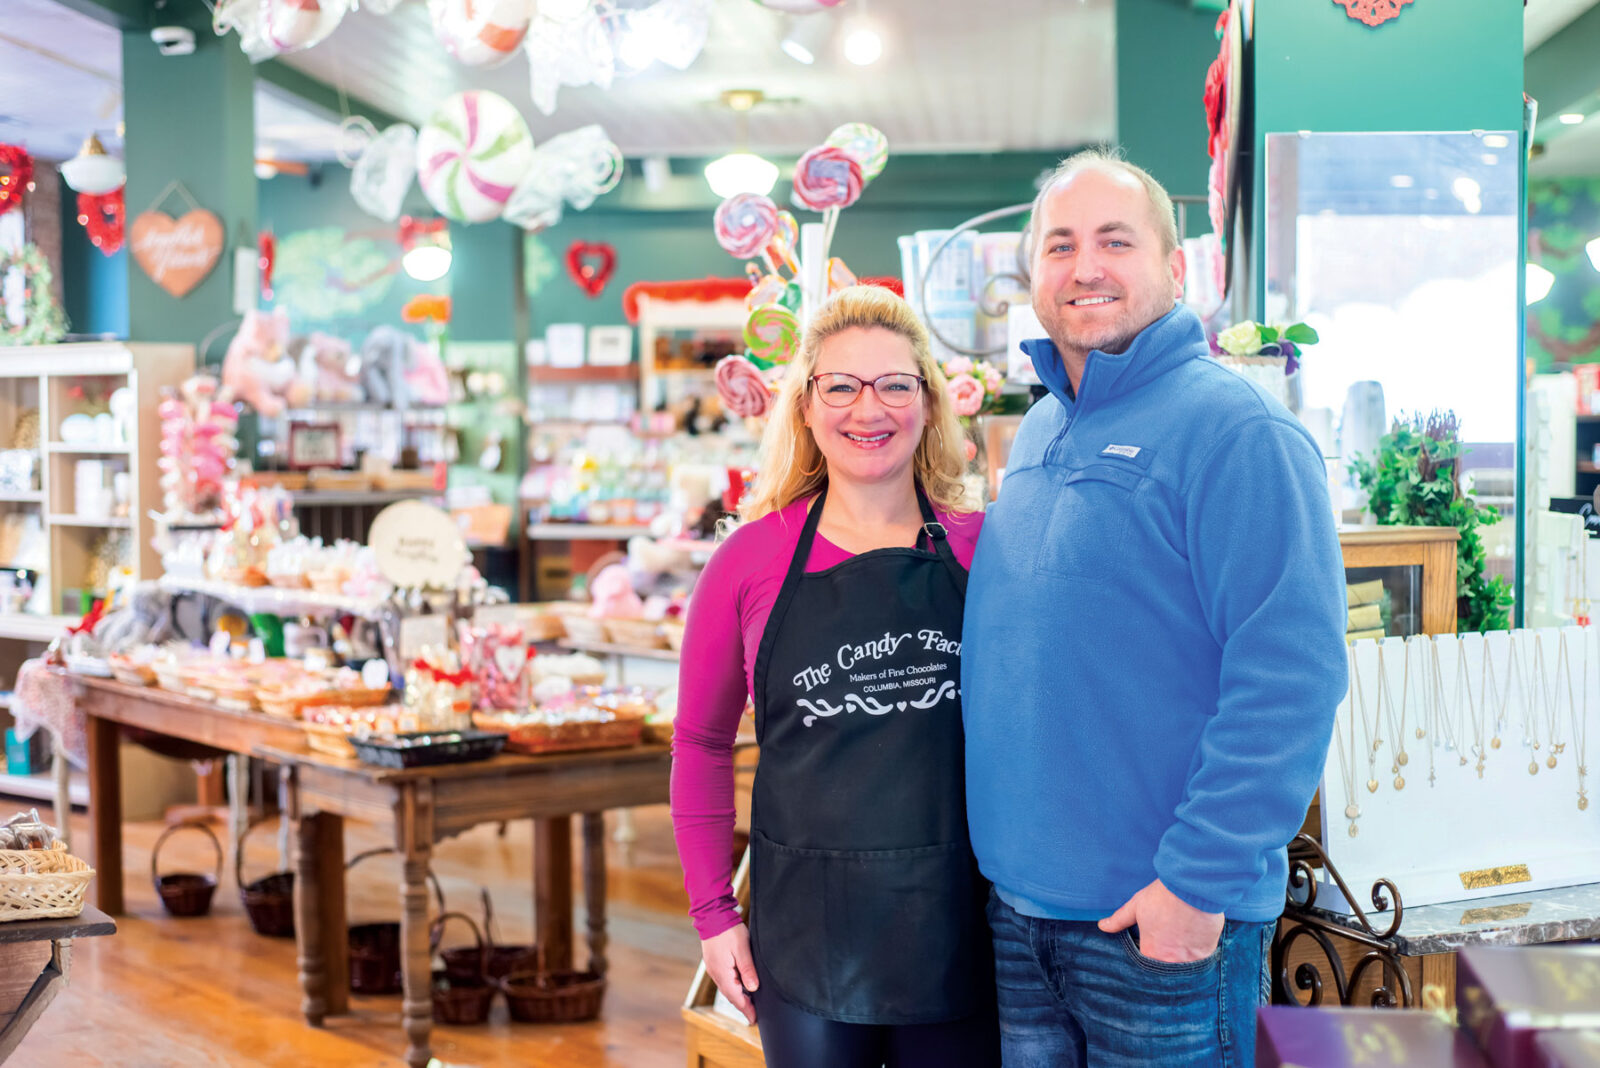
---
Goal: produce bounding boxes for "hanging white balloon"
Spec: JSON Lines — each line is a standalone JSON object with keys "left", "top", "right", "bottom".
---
{"left": 523, "top": 7, "right": 614, "bottom": 116}
{"left": 428, "top": 0, "right": 536, "bottom": 68}
{"left": 350, "top": 124, "right": 418, "bottom": 222}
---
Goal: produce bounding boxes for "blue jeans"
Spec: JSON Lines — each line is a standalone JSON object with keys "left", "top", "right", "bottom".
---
{"left": 986, "top": 888, "right": 1274, "bottom": 1068}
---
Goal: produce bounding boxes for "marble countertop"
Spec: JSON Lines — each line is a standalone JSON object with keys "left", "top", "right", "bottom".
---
{"left": 1306, "top": 882, "right": 1600, "bottom": 955}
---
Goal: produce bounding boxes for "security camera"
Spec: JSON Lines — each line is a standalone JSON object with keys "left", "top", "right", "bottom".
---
{"left": 150, "top": 26, "right": 196, "bottom": 57}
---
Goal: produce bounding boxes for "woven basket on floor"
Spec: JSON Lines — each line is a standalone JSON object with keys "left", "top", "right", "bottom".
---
{"left": 151, "top": 821, "right": 222, "bottom": 917}
{"left": 0, "top": 843, "right": 93, "bottom": 923}
{"left": 236, "top": 816, "right": 294, "bottom": 938}
{"left": 431, "top": 911, "right": 495, "bottom": 1025}
{"left": 346, "top": 848, "right": 445, "bottom": 995}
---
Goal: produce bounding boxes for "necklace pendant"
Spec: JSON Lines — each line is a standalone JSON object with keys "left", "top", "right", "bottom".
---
{"left": 1367, "top": 778, "right": 1380, "bottom": 793}
{"left": 1581, "top": 795, "right": 1590, "bottom": 812}
{"left": 1345, "top": 803, "right": 1360, "bottom": 819}
{"left": 1491, "top": 737, "right": 1502, "bottom": 749}
{"left": 1459, "top": 756, "right": 1469, "bottom": 766}
{"left": 1393, "top": 774, "right": 1406, "bottom": 790}
{"left": 1535, "top": 741, "right": 1542, "bottom": 750}
{"left": 1429, "top": 770, "right": 1437, "bottom": 786}
{"left": 1348, "top": 821, "right": 1359, "bottom": 837}
{"left": 1530, "top": 761, "right": 1540, "bottom": 776}
{"left": 1373, "top": 740, "right": 1382, "bottom": 753}
{"left": 1397, "top": 751, "right": 1409, "bottom": 767}
{"left": 1549, "top": 755, "right": 1559, "bottom": 769}
{"left": 1445, "top": 742, "right": 1455, "bottom": 752}
{"left": 1416, "top": 728, "right": 1425, "bottom": 740}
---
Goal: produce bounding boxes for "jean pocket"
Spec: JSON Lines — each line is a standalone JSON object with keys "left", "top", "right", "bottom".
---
{"left": 1034, "top": 465, "right": 1143, "bottom": 581}
{"left": 1119, "top": 927, "right": 1222, "bottom": 975}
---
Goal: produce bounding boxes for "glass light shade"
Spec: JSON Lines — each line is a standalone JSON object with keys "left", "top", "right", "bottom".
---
{"left": 1587, "top": 236, "right": 1600, "bottom": 273}
{"left": 704, "top": 153, "right": 779, "bottom": 198}
{"left": 60, "top": 149, "right": 125, "bottom": 195}
{"left": 403, "top": 245, "right": 452, "bottom": 282}
{"left": 843, "top": 25, "right": 882, "bottom": 65}
{"left": 1526, "top": 262, "right": 1555, "bottom": 304}
{"left": 780, "top": 16, "right": 831, "bottom": 64}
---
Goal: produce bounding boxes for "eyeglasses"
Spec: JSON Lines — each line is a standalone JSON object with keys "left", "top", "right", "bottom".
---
{"left": 808, "top": 372, "right": 925, "bottom": 408}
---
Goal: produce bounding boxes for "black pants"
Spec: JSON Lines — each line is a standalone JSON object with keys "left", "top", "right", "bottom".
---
{"left": 751, "top": 984, "right": 1001, "bottom": 1068}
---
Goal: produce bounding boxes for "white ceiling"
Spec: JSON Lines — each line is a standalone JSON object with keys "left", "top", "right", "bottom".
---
{"left": 277, "top": 0, "right": 1115, "bottom": 159}
{"left": 1524, "top": 0, "right": 1599, "bottom": 51}
{"left": 0, "top": 0, "right": 123, "bottom": 161}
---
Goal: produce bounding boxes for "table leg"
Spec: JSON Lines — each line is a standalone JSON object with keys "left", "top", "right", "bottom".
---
{"left": 294, "top": 810, "right": 347, "bottom": 1025}
{"left": 582, "top": 812, "right": 608, "bottom": 978}
{"left": 317, "top": 814, "right": 347, "bottom": 1015}
{"left": 534, "top": 815, "right": 574, "bottom": 973}
{"left": 612, "top": 808, "right": 637, "bottom": 868}
{"left": 51, "top": 736, "right": 71, "bottom": 854}
{"left": 399, "top": 787, "right": 434, "bottom": 1068}
{"left": 85, "top": 715, "right": 122, "bottom": 915}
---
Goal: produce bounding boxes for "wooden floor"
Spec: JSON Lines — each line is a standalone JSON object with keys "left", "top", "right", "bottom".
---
{"left": 7, "top": 802, "right": 702, "bottom": 1067}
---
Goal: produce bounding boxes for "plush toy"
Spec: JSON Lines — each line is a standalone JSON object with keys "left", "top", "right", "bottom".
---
{"left": 359, "top": 324, "right": 408, "bottom": 408}
{"left": 92, "top": 582, "right": 177, "bottom": 652}
{"left": 220, "top": 307, "right": 296, "bottom": 417}
{"left": 289, "top": 332, "right": 365, "bottom": 406}
{"left": 403, "top": 339, "right": 450, "bottom": 407}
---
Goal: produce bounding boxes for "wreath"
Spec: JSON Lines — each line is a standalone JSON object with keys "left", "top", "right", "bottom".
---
{"left": 0, "top": 244, "right": 69, "bottom": 346}
{"left": 0, "top": 145, "right": 33, "bottom": 216}
{"left": 78, "top": 190, "right": 125, "bottom": 256}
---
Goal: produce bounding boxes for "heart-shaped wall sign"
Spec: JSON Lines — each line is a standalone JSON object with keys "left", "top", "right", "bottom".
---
{"left": 565, "top": 240, "right": 615, "bottom": 299}
{"left": 131, "top": 208, "right": 224, "bottom": 298}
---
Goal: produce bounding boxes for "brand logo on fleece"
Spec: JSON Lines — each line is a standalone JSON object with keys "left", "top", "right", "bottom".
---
{"left": 1101, "top": 444, "right": 1141, "bottom": 459}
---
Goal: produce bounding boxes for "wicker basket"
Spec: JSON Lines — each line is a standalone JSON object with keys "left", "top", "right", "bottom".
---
{"left": 151, "top": 821, "right": 222, "bottom": 917}
{"left": 108, "top": 657, "right": 157, "bottom": 687}
{"left": 462, "top": 888, "right": 537, "bottom": 982}
{"left": 0, "top": 843, "right": 93, "bottom": 923}
{"left": 302, "top": 721, "right": 357, "bottom": 760}
{"left": 557, "top": 614, "right": 609, "bottom": 645}
{"left": 236, "top": 817, "right": 294, "bottom": 938}
{"left": 499, "top": 966, "right": 607, "bottom": 1024}
{"left": 660, "top": 620, "right": 685, "bottom": 653}
{"left": 258, "top": 690, "right": 310, "bottom": 720}
{"left": 346, "top": 849, "right": 444, "bottom": 995}
{"left": 432, "top": 911, "right": 495, "bottom": 1025}
{"left": 603, "top": 618, "right": 666, "bottom": 650}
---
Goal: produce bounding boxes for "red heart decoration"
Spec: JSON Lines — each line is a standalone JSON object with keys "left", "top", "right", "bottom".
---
{"left": 78, "top": 190, "right": 125, "bottom": 257}
{"left": 565, "top": 240, "right": 616, "bottom": 299}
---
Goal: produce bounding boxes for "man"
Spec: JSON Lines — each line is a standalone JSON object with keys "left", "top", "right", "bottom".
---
{"left": 961, "top": 148, "right": 1347, "bottom": 1067}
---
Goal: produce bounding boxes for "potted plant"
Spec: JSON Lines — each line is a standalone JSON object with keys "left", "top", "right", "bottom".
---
{"left": 1210, "top": 319, "right": 1319, "bottom": 410}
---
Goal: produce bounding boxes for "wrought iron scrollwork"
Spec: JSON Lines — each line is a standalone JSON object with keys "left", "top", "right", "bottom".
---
{"left": 1275, "top": 833, "right": 1413, "bottom": 1008}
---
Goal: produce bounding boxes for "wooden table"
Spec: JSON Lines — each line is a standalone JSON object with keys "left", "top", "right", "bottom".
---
{"left": 261, "top": 742, "right": 673, "bottom": 1068}
{"left": 0, "top": 905, "right": 115, "bottom": 1063}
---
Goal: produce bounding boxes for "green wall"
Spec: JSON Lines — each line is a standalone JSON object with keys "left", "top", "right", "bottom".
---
{"left": 1528, "top": 179, "right": 1600, "bottom": 370}
{"left": 58, "top": 175, "right": 129, "bottom": 339}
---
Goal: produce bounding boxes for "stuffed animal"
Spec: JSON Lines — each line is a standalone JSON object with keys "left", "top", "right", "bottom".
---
{"left": 289, "top": 332, "right": 365, "bottom": 406}
{"left": 403, "top": 339, "right": 450, "bottom": 407}
{"left": 220, "top": 307, "right": 296, "bottom": 417}
{"left": 92, "top": 582, "right": 176, "bottom": 652}
{"left": 359, "top": 325, "right": 408, "bottom": 409}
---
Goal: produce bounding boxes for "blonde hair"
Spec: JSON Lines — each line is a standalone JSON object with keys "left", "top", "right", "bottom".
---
{"left": 740, "top": 286, "right": 973, "bottom": 522}
{"left": 1027, "top": 146, "right": 1179, "bottom": 260}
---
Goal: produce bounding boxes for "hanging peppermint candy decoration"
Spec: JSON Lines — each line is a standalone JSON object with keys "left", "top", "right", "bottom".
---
{"left": 428, "top": 0, "right": 535, "bottom": 68}
{"left": 415, "top": 91, "right": 535, "bottom": 223}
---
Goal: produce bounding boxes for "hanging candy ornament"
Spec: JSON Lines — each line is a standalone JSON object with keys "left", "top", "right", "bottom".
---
{"left": 0, "top": 145, "right": 35, "bottom": 216}
{"left": 792, "top": 145, "right": 863, "bottom": 210}
{"left": 257, "top": 230, "right": 276, "bottom": 300}
{"left": 428, "top": 0, "right": 535, "bottom": 68}
{"left": 715, "top": 354, "right": 773, "bottom": 418}
{"left": 746, "top": 0, "right": 844, "bottom": 11}
{"left": 257, "top": 0, "right": 350, "bottom": 55}
{"left": 351, "top": 123, "right": 418, "bottom": 222}
{"left": 76, "top": 189, "right": 126, "bottom": 256}
{"left": 416, "top": 91, "right": 535, "bottom": 223}
{"left": 534, "top": 124, "right": 623, "bottom": 209}
{"left": 824, "top": 122, "right": 889, "bottom": 182}
{"left": 626, "top": 0, "right": 713, "bottom": 70}
{"left": 714, "top": 193, "right": 779, "bottom": 259}
{"left": 524, "top": 8, "right": 614, "bottom": 116}
{"left": 743, "top": 304, "right": 799, "bottom": 366}
{"left": 503, "top": 181, "right": 564, "bottom": 232}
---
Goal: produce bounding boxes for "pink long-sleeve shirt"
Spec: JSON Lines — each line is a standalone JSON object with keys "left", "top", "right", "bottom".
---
{"left": 669, "top": 495, "right": 983, "bottom": 940}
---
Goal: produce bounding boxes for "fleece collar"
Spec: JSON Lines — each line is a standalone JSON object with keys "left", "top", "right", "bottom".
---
{"left": 1021, "top": 303, "right": 1211, "bottom": 412}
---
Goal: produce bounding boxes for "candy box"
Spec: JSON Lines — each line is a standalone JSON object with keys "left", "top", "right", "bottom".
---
{"left": 1256, "top": 1005, "right": 1489, "bottom": 1067}
{"left": 1458, "top": 947, "right": 1600, "bottom": 1067}
{"left": 1536, "top": 1031, "right": 1600, "bottom": 1068}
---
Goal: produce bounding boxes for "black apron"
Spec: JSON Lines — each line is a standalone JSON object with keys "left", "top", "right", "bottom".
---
{"left": 748, "top": 485, "right": 990, "bottom": 1026}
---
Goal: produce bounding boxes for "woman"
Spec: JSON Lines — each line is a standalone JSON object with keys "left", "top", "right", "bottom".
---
{"left": 670, "top": 285, "right": 998, "bottom": 1067}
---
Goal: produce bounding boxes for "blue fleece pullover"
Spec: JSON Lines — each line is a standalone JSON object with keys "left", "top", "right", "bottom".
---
{"left": 961, "top": 304, "right": 1348, "bottom": 922}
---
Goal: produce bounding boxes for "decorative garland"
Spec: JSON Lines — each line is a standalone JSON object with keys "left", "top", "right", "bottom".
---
{"left": 621, "top": 275, "right": 905, "bottom": 322}
{"left": 0, "top": 145, "right": 32, "bottom": 216}
{"left": 0, "top": 243, "right": 69, "bottom": 346}
{"left": 77, "top": 190, "right": 126, "bottom": 256}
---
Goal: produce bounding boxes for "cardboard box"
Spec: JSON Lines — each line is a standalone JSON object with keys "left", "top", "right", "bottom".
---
{"left": 1257, "top": 1005, "right": 1490, "bottom": 1067}
{"left": 1458, "top": 947, "right": 1600, "bottom": 1067}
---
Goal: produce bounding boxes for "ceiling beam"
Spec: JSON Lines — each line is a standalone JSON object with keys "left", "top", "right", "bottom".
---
{"left": 51, "top": 0, "right": 150, "bottom": 31}
{"left": 255, "top": 60, "right": 406, "bottom": 131}
{"left": 1526, "top": 2, "right": 1600, "bottom": 142}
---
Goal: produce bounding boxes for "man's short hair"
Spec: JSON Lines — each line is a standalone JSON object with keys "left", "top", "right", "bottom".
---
{"left": 1027, "top": 147, "right": 1180, "bottom": 260}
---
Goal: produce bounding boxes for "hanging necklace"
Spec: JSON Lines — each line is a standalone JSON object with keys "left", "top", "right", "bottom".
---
{"left": 1572, "top": 629, "right": 1591, "bottom": 811}
{"left": 1526, "top": 635, "right": 1547, "bottom": 776}
{"left": 1546, "top": 632, "right": 1572, "bottom": 771}
{"left": 1376, "top": 642, "right": 1408, "bottom": 788}
{"left": 1333, "top": 646, "right": 1362, "bottom": 835}
{"left": 1483, "top": 638, "right": 1504, "bottom": 751}
{"left": 1430, "top": 637, "right": 1467, "bottom": 768}
{"left": 1461, "top": 639, "right": 1488, "bottom": 779}
{"left": 1407, "top": 638, "right": 1426, "bottom": 741}
{"left": 1352, "top": 646, "right": 1383, "bottom": 793}
{"left": 1421, "top": 639, "right": 1440, "bottom": 787}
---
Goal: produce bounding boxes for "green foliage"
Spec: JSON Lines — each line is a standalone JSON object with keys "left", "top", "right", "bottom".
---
{"left": 1349, "top": 411, "right": 1513, "bottom": 633}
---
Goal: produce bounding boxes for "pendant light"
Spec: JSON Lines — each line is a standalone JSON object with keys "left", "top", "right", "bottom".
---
{"left": 60, "top": 133, "right": 125, "bottom": 196}
{"left": 704, "top": 89, "right": 778, "bottom": 199}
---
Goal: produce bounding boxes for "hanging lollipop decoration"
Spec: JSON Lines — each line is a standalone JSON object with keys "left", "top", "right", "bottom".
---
{"left": 415, "top": 90, "right": 535, "bottom": 223}
{"left": 429, "top": 0, "right": 535, "bottom": 67}
{"left": 792, "top": 144, "right": 863, "bottom": 263}
{"left": 713, "top": 193, "right": 779, "bottom": 261}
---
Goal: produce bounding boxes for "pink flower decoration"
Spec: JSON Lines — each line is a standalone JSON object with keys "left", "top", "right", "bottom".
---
{"left": 943, "top": 356, "right": 974, "bottom": 377}
{"left": 947, "top": 375, "right": 985, "bottom": 417}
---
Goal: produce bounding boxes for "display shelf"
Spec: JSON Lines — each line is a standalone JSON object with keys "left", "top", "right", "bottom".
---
{"left": 527, "top": 523, "right": 654, "bottom": 541}
{"left": 48, "top": 516, "right": 132, "bottom": 529}
{"left": 290, "top": 490, "right": 440, "bottom": 507}
{"left": 0, "top": 614, "right": 75, "bottom": 643}
{"left": 558, "top": 637, "right": 681, "bottom": 663}
{"left": 0, "top": 769, "right": 88, "bottom": 807}
{"left": 0, "top": 492, "right": 43, "bottom": 503}
{"left": 526, "top": 364, "right": 638, "bottom": 384}
{"left": 43, "top": 443, "right": 130, "bottom": 455}
{"left": 158, "top": 574, "right": 391, "bottom": 620}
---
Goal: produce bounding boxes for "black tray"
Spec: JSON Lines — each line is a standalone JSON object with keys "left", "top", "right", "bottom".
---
{"left": 348, "top": 730, "right": 508, "bottom": 769}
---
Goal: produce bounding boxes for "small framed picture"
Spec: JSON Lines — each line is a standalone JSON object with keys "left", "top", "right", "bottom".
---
{"left": 587, "top": 325, "right": 633, "bottom": 366}
{"left": 288, "top": 422, "right": 342, "bottom": 470}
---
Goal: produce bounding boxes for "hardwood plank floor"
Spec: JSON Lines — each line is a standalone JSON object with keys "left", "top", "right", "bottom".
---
{"left": 7, "top": 804, "right": 702, "bottom": 1067}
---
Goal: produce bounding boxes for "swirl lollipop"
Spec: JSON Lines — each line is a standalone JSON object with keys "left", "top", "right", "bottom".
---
{"left": 825, "top": 122, "right": 888, "bottom": 181}
{"left": 714, "top": 193, "right": 779, "bottom": 259}
{"left": 715, "top": 355, "right": 773, "bottom": 419}
{"left": 792, "top": 145, "right": 863, "bottom": 211}
{"left": 743, "top": 304, "right": 799, "bottom": 366}
{"left": 746, "top": 273, "right": 788, "bottom": 311}
{"left": 766, "top": 208, "right": 800, "bottom": 275}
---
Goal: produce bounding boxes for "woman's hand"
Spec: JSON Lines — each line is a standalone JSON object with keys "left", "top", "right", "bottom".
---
{"left": 701, "top": 924, "right": 759, "bottom": 1024}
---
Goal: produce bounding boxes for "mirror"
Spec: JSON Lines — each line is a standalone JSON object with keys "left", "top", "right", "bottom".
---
{"left": 1264, "top": 130, "right": 1522, "bottom": 617}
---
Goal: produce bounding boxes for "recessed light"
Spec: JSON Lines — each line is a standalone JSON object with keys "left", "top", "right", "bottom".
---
{"left": 1389, "top": 174, "right": 1414, "bottom": 188}
{"left": 1559, "top": 113, "right": 1587, "bottom": 126}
